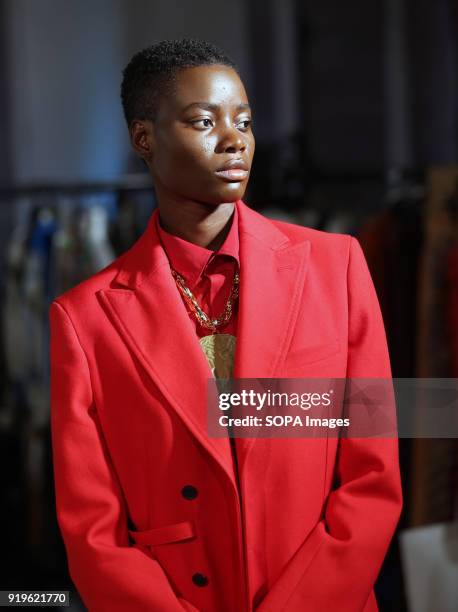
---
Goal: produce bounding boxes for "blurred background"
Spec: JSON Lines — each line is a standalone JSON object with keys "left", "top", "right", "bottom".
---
{"left": 0, "top": 1, "right": 457, "bottom": 610}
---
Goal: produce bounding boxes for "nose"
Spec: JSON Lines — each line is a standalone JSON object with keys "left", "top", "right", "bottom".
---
{"left": 216, "top": 124, "right": 246, "bottom": 154}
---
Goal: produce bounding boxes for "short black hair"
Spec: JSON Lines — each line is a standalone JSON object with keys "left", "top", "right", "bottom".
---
{"left": 120, "top": 38, "right": 238, "bottom": 128}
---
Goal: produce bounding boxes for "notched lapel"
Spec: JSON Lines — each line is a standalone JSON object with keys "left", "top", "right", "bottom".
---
{"left": 233, "top": 220, "right": 311, "bottom": 469}
{"left": 98, "top": 278, "right": 239, "bottom": 492}
{"left": 233, "top": 235, "right": 311, "bottom": 379}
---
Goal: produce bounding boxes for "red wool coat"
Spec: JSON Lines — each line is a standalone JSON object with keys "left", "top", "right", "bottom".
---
{"left": 49, "top": 199, "right": 402, "bottom": 612}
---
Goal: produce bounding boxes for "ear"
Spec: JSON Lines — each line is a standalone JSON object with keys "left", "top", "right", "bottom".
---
{"left": 129, "top": 119, "right": 155, "bottom": 163}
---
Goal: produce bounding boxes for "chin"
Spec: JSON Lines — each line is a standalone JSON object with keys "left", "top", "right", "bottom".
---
{"left": 209, "top": 182, "right": 248, "bottom": 205}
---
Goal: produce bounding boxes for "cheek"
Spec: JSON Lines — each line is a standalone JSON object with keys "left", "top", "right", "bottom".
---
{"left": 158, "top": 129, "right": 215, "bottom": 173}
{"left": 167, "top": 149, "right": 213, "bottom": 187}
{"left": 178, "top": 137, "right": 214, "bottom": 169}
{"left": 245, "top": 135, "right": 255, "bottom": 160}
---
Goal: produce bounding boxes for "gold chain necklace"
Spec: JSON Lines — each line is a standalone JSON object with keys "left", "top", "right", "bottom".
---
{"left": 170, "top": 266, "right": 240, "bottom": 333}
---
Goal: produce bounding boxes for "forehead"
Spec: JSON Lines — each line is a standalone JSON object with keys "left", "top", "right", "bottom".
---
{"left": 167, "top": 64, "right": 249, "bottom": 110}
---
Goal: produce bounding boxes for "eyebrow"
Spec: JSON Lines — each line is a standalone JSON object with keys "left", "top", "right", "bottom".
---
{"left": 182, "top": 102, "right": 251, "bottom": 112}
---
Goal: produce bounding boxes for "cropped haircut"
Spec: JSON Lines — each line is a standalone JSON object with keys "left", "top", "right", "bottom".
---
{"left": 120, "top": 38, "right": 237, "bottom": 128}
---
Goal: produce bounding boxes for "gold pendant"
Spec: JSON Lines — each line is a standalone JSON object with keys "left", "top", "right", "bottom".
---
{"left": 199, "top": 333, "right": 236, "bottom": 379}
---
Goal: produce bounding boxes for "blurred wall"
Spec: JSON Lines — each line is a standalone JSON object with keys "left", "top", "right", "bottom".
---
{"left": 2, "top": 0, "right": 255, "bottom": 183}
{"left": 296, "top": 0, "right": 458, "bottom": 173}
{"left": 406, "top": 0, "right": 458, "bottom": 165}
{"left": 0, "top": 1, "right": 12, "bottom": 185}
{"left": 3, "top": 0, "right": 458, "bottom": 185}
{"left": 297, "top": 0, "right": 385, "bottom": 171}
{"left": 5, "top": 0, "right": 127, "bottom": 182}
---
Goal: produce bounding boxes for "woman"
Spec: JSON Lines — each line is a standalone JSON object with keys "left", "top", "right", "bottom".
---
{"left": 49, "top": 39, "right": 402, "bottom": 612}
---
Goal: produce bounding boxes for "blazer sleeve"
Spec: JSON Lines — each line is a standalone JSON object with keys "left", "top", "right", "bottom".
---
{"left": 49, "top": 300, "right": 199, "bottom": 612}
{"left": 256, "top": 236, "right": 403, "bottom": 612}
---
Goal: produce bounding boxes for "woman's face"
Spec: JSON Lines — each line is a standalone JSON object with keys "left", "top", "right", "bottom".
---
{"left": 136, "top": 64, "right": 255, "bottom": 206}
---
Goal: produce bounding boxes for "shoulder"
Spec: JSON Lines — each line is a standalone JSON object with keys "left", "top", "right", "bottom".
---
{"left": 51, "top": 250, "right": 128, "bottom": 315}
{"left": 268, "top": 216, "right": 353, "bottom": 264}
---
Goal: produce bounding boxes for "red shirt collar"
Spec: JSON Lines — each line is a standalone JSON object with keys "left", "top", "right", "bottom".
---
{"left": 155, "top": 203, "right": 240, "bottom": 289}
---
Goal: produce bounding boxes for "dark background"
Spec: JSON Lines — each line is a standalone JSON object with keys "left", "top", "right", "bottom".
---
{"left": 1, "top": 1, "right": 457, "bottom": 610}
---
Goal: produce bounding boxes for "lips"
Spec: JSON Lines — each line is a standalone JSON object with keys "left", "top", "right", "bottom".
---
{"left": 215, "top": 159, "right": 250, "bottom": 182}
{"left": 215, "top": 169, "right": 249, "bottom": 181}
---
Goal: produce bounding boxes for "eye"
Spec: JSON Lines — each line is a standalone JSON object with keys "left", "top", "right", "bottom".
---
{"left": 191, "top": 118, "right": 214, "bottom": 129}
{"left": 236, "top": 118, "right": 252, "bottom": 131}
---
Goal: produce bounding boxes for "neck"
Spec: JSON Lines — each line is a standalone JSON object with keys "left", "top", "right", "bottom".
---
{"left": 156, "top": 197, "right": 236, "bottom": 251}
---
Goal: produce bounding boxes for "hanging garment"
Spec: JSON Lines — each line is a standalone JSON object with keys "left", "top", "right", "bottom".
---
{"left": 411, "top": 167, "right": 458, "bottom": 526}
{"left": 357, "top": 198, "right": 424, "bottom": 378}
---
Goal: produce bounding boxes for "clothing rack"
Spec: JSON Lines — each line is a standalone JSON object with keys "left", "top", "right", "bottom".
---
{"left": 0, "top": 173, "right": 154, "bottom": 197}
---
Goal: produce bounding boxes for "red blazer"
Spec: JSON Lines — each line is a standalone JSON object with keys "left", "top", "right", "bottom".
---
{"left": 49, "top": 199, "right": 402, "bottom": 612}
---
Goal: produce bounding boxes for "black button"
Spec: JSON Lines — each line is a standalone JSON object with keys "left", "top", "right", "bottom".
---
{"left": 192, "top": 572, "right": 209, "bottom": 587}
{"left": 181, "top": 485, "right": 198, "bottom": 500}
